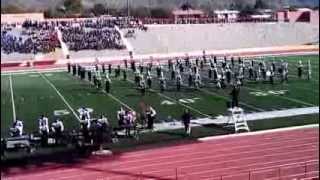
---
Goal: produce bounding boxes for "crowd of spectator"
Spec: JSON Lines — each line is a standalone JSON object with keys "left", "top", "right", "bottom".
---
{"left": 1, "top": 17, "right": 131, "bottom": 55}
{"left": 61, "top": 27, "right": 125, "bottom": 51}
{"left": 1, "top": 27, "right": 59, "bottom": 54}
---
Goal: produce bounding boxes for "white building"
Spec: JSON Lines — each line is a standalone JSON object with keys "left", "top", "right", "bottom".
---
{"left": 214, "top": 10, "right": 240, "bottom": 22}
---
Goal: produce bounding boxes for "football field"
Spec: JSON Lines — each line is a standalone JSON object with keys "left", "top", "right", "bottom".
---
{"left": 1, "top": 55, "right": 319, "bottom": 138}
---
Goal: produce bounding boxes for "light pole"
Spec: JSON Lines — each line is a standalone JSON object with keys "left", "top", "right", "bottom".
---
{"left": 127, "top": 0, "right": 130, "bottom": 18}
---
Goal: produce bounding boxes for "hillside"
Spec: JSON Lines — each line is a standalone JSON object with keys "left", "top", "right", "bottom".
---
{"left": 1, "top": 0, "right": 318, "bottom": 13}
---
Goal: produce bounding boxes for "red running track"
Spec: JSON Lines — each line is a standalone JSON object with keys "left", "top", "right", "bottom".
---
{"left": 2, "top": 127, "right": 319, "bottom": 180}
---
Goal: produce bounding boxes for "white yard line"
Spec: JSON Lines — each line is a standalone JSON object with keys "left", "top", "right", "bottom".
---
{"left": 244, "top": 86, "right": 317, "bottom": 107}
{"left": 38, "top": 72, "right": 81, "bottom": 121}
{"left": 115, "top": 25, "right": 134, "bottom": 53}
{"left": 102, "top": 90, "right": 134, "bottom": 111}
{"left": 1, "top": 68, "right": 66, "bottom": 76}
{"left": 69, "top": 73, "right": 135, "bottom": 112}
{"left": 9, "top": 74, "right": 16, "bottom": 121}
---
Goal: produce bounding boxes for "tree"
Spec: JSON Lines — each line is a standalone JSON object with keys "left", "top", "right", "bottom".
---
{"left": 239, "top": 5, "right": 257, "bottom": 17}
{"left": 181, "top": 2, "right": 193, "bottom": 10}
{"left": 63, "top": 0, "right": 83, "bottom": 14}
{"left": 254, "top": 0, "right": 268, "bottom": 9}
{"left": 131, "top": 7, "right": 151, "bottom": 18}
{"left": 1, "top": 4, "right": 25, "bottom": 13}
{"left": 150, "top": 8, "right": 170, "bottom": 18}
{"left": 92, "top": 3, "right": 106, "bottom": 16}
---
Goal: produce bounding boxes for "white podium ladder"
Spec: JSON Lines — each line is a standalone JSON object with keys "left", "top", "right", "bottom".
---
{"left": 227, "top": 107, "right": 250, "bottom": 133}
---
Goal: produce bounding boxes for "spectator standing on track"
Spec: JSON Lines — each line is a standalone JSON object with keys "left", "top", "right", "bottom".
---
{"left": 181, "top": 109, "right": 192, "bottom": 136}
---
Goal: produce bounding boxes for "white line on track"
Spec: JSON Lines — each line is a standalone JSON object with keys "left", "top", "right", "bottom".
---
{"left": 44, "top": 145, "right": 318, "bottom": 180}
{"left": 5, "top": 124, "right": 317, "bottom": 179}
{"left": 243, "top": 86, "right": 316, "bottom": 107}
{"left": 38, "top": 71, "right": 81, "bottom": 121}
{"left": 9, "top": 74, "right": 16, "bottom": 121}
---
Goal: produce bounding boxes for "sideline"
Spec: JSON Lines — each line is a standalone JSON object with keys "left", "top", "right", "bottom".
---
{"left": 198, "top": 124, "right": 319, "bottom": 142}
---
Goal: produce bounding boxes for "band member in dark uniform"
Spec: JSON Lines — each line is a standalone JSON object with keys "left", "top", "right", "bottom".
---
{"left": 124, "top": 59, "right": 128, "bottom": 69}
{"left": 67, "top": 63, "right": 71, "bottom": 73}
{"left": 231, "top": 57, "right": 234, "bottom": 67}
{"left": 115, "top": 65, "right": 121, "bottom": 77}
{"left": 208, "top": 67, "right": 213, "bottom": 79}
{"left": 147, "top": 75, "right": 152, "bottom": 89}
{"left": 108, "top": 64, "right": 112, "bottom": 75}
{"left": 230, "top": 85, "right": 240, "bottom": 108}
{"left": 160, "top": 78, "right": 166, "bottom": 93}
{"left": 181, "top": 109, "right": 192, "bottom": 136}
{"left": 123, "top": 69, "right": 127, "bottom": 81}
{"left": 72, "top": 64, "right": 76, "bottom": 76}
{"left": 145, "top": 106, "right": 156, "bottom": 130}
{"left": 88, "top": 70, "right": 92, "bottom": 82}
{"left": 131, "top": 61, "right": 136, "bottom": 72}
{"left": 102, "top": 63, "right": 106, "bottom": 74}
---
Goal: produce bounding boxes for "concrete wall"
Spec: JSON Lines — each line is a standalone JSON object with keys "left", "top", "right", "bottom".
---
{"left": 126, "top": 22, "right": 319, "bottom": 55}
{"left": 1, "top": 13, "right": 44, "bottom": 24}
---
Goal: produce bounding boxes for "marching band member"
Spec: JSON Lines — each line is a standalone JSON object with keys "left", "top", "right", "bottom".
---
{"left": 10, "top": 119, "right": 23, "bottom": 137}
{"left": 38, "top": 115, "right": 49, "bottom": 135}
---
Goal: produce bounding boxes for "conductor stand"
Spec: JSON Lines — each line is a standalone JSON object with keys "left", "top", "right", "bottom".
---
{"left": 227, "top": 107, "right": 250, "bottom": 133}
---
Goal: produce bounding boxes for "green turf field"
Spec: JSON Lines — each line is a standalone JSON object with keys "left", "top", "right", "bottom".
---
{"left": 1, "top": 55, "right": 319, "bottom": 138}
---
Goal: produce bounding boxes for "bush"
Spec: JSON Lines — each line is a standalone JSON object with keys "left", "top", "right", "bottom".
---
{"left": 63, "top": 0, "right": 83, "bottom": 14}
{"left": 92, "top": 3, "right": 106, "bottom": 16}
{"left": 131, "top": 7, "right": 151, "bottom": 18}
{"left": 150, "top": 8, "right": 170, "bottom": 18}
{"left": 1, "top": 4, "right": 25, "bottom": 13}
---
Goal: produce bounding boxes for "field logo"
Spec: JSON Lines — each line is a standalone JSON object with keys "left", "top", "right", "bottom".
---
{"left": 161, "top": 100, "right": 176, "bottom": 105}
{"left": 29, "top": 74, "right": 40, "bottom": 77}
{"left": 77, "top": 108, "right": 94, "bottom": 113}
{"left": 54, "top": 109, "right": 70, "bottom": 116}
{"left": 250, "top": 90, "right": 288, "bottom": 97}
{"left": 179, "top": 98, "right": 200, "bottom": 104}
{"left": 161, "top": 98, "right": 200, "bottom": 106}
